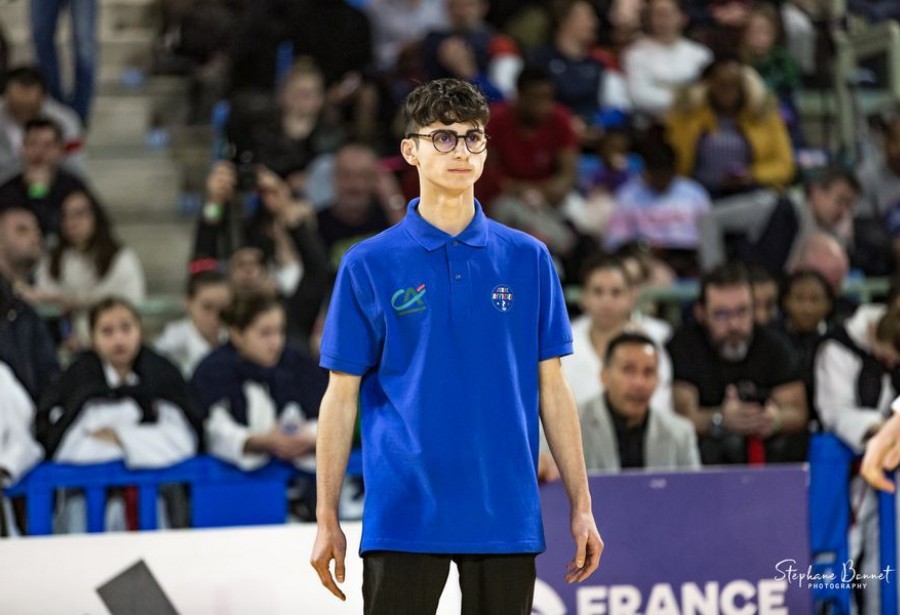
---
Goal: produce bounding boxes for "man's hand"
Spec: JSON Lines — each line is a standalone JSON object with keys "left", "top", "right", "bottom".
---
{"left": 861, "top": 412, "right": 900, "bottom": 492}
{"left": 266, "top": 430, "right": 316, "bottom": 461}
{"left": 310, "top": 523, "right": 348, "bottom": 601}
{"left": 566, "top": 510, "right": 603, "bottom": 583}
{"left": 754, "top": 401, "right": 782, "bottom": 439}
{"left": 721, "top": 385, "right": 762, "bottom": 435}
{"left": 206, "top": 161, "right": 237, "bottom": 205}
{"left": 438, "top": 37, "right": 478, "bottom": 79}
{"left": 538, "top": 452, "right": 561, "bottom": 483}
{"left": 91, "top": 428, "right": 122, "bottom": 447}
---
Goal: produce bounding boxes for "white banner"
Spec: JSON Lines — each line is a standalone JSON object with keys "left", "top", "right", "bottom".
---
{"left": 0, "top": 523, "right": 465, "bottom": 614}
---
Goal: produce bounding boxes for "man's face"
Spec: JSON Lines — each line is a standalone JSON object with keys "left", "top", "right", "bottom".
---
{"left": 334, "top": 147, "right": 378, "bottom": 213}
{"left": 447, "top": 0, "right": 485, "bottom": 29}
{"left": 516, "top": 82, "right": 555, "bottom": 126}
{"left": 0, "top": 209, "right": 43, "bottom": 271}
{"left": 751, "top": 280, "right": 778, "bottom": 326}
{"left": 560, "top": 0, "right": 598, "bottom": 45}
{"left": 279, "top": 74, "right": 324, "bottom": 119}
{"left": 648, "top": 0, "right": 685, "bottom": 40}
{"left": 228, "top": 247, "right": 270, "bottom": 295}
{"left": 5, "top": 82, "right": 43, "bottom": 123}
{"left": 22, "top": 127, "right": 62, "bottom": 168}
{"left": 700, "top": 284, "right": 755, "bottom": 361}
{"left": 402, "top": 120, "right": 487, "bottom": 195}
{"left": 602, "top": 343, "right": 659, "bottom": 420}
{"left": 808, "top": 180, "right": 858, "bottom": 229}
{"left": 708, "top": 63, "right": 744, "bottom": 114}
{"left": 581, "top": 268, "right": 634, "bottom": 331}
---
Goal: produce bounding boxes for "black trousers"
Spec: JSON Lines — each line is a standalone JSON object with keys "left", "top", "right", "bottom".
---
{"left": 362, "top": 551, "right": 537, "bottom": 615}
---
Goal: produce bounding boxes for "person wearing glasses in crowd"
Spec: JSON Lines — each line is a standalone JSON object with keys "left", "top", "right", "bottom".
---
{"left": 310, "top": 78, "right": 602, "bottom": 614}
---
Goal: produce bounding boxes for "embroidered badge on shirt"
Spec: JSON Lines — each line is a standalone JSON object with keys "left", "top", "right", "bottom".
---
{"left": 391, "top": 284, "right": 427, "bottom": 315}
{"left": 491, "top": 285, "right": 514, "bottom": 312}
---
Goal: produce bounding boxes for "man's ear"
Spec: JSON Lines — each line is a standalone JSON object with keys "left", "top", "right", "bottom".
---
{"left": 401, "top": 138, "right": 417, "bottom": 166}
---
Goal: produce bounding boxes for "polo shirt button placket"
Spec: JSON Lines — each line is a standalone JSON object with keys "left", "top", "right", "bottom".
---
{"left": 454, "top": 273, "right": 462, "bottom": 281}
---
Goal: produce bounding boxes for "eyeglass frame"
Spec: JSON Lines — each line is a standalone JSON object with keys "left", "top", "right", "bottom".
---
{"left": 405, "top": 128, "right": 489, "bottom": 154}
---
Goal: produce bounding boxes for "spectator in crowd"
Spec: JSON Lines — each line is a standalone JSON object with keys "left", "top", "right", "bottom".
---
{"left": 668, "top": 263, "right": 808, "bottom": 464}
{"left": 0, "top": 275, "right": 58, "bottom": 403}
{"left": 699, "top": 167, "right": 860, "bottom": 274}
{"left": 230, "top": 59, "right": 345, "bottom": 194}
{"left": 316, "top": 143, "right": 396, "bottom": 267}
{"left": 563, "top": 255, "right": 674, "bottom": 412}
{"left": 529, "top": 0, "right": 631, "bottom": 141}
{"left": 423, "top": 0, "right": 522, "bottom": 100}
{"left": 684, "top": 0, "right": 752, "bottom": 55}
{"left": 192, "top": 294, "right": 326, "bottom": 518}
{"left": 667, "top": 55, "right": 795, "bottom": 198}
{"left": 36, "top": 298, "right": 201, "bottom": 532}
{"left": 30, "top": 0, "right": 98, "bottom": 124}
{"left": 748, "top": 264, "right": 779, "bottom": 327}
{"left": 0, "top": 361, "right": 43, "bottom": 536}
{"left": 28, "top": 189, "right": 146, "bottom": 348}
{"left": 814, "top": 284, "right": 900, "bottom": 615}
{"left": 576, "top": 128, "right": 637, "bottom": 238}
{"left": 0, "top": 206, "right": 42, "bottom": 293}
{"left": 0, "top": 67, "right": 84, "bottom": 172}
{"left": 856, "top": 114, "right": 900, "bottom": 275}
{"left": 789, "top": 231, "right": 850, "bottom": 297}
{"left": 615, "top": 242, "right": 677, "bottom": 336}
{"left": 192, "top": 163, "right": 332, "bottom": 350}
{"left": 622, "top": 0, "right": 712, "bottom": 119}
{"left": 0, "top": 118, "right": 88, "bottom": 237}
{"left": 155, "top": 270, "right": 232, "bottom": 378}
{"left": 367, "top": 0, "right": 448, "bottom": 71}
{"left": 579, "top": 332, "right": 701, "bottom": 471}
{"left": 487, "top": 66, "right": 581, "bottom": 272}
{"left": 603, "top": 140, "right": 712, "bottom": 276}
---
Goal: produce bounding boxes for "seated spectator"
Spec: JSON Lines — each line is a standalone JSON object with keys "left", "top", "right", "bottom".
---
{"left": 563, "top": 255, "right": 674, "bottom": 412}
{"left": 423, "top": 0, "right": 522, "bottom": 100}
{"left": 0, "top": 118, "right": 88, "bottom": 237}
{"left": 316, "top": 143, "right": 396, "bottom": 267}
{"left": 615, "top": 242, "right": 677, "bottom": 331}
{"left": 579, "top": 332, "right": 701, "bottom": 471}
{"left": 487, "top": 66, "right": 582, "bottom": 271}
{"left": 667, "top": 55, "right": 795, "bottom": 198}
{"left": 529, "top": 0, "right": 631, "bottom": 143}
{"left": 814, "top": 285, "right": 900, "bottom": 614}
{"left": 367, "top": 0, "right": 449, "bottom": 71}
{"left": 748, "top": 264, "right": 779, "bottom": 327}
{"left": 576, "top": 128, "right": 637, "bottom": 238}
{"left": 699, "top": 167, "right": 860, "bottom": 274}
{"left": 0, "top": 274, "right": 58, "bottom": 403}
{"left": 0, "top": 66, "right": 84, "bottom": 172}
{"left": 603, "top": 140, "right": 712, "bottom": 276}
{"left": 0, "top": 206, "right": 42, "bottom": 293}
{"left": 856, "top": 113, "right": 900, "bottom": 275}
{"left": 789, "top": 232, "right": 850, "bottom": 297}
{"left": 29, "top": 190, "right": 146, "bottom": 348}
{"left": 684, "top": 0, "right": 752, "bottom": 55}
{"left": 668, "top": 263, "right": 808, "bottom": 464}
{"left": 230, "top": 59, "right": 345, "bottom": 194}
{"left": 155, "top": 270, "right": 232, "bottom": 378}
{"left": 623, "top": 0, "right": 712, "bottom": 119}
{"left": 0, "top": 361, "right": 44, "bottom": 536}
{"left": 36, "top": 298, "right": 201, "bottom": 531}
{"left": 192, "top": 163, "right": 332, "bottom": 350}
{"left": 192, "top": 294, "right": 326, "bottom": 521}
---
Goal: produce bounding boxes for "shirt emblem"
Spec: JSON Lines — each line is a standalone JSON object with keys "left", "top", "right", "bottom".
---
{"left": 492, "top": 285, "right": 514, "bottom": 312}
{"left": 391, "top": 284, "right": 427, "bottom": 315}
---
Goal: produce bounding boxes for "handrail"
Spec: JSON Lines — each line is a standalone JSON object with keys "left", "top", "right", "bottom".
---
{"left": 5, "top": 451, "right": 363, "bottom": 534}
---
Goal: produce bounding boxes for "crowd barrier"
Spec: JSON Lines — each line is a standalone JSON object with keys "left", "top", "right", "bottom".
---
{"left": 6, "top": 437, "right": 899, "bottom": 613}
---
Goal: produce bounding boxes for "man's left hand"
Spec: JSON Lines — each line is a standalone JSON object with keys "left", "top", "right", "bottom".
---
{"left": 566, "top": 511, "right": 603, "bottom": 583}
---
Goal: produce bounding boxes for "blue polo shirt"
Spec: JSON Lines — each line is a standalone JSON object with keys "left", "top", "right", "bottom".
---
{"left": 319, "top": 198, "right": 572, "bottom": 555}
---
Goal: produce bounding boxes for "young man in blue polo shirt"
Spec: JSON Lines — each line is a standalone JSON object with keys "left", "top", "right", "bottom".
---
{"left": 310, "top": 78, "right": 602, "bottom": 614}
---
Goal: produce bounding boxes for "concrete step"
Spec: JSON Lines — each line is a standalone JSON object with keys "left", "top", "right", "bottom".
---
{"left": 115, "top": 217, "right": 193, "bottom": 296}
{"left": 0, "top": 0, "right": 159, "bottom": 39}
{"left": 87, "top": 93, "right": 152, "bottom": 147}
{"left": 6, "top": 29, "right": 156, "bottom": 77}
{"left": 84, "top": 153, "right": 182, "bottom": 214}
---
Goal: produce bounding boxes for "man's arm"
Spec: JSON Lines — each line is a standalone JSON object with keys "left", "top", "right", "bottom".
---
{"left": 539, "top": 149, "right": 578, "bottom": 206}
{"left": 310, "top": 371, "right": 361, "bottom": 601}
{"left": 764, "top": 381, "right": 808, "bottom": 435}
{"left": 539, "top": 357, "right": 603, "bottom": 583}
{"left": 862, "top": 407, "right": 900, "bottom": 492}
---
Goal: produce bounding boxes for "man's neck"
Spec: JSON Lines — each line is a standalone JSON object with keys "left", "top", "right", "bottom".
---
{"left": 417, "top": 189, "right": 476, "bottom": 237}
{"left": 605, "top": 394, "right": 649, "bottom": 429}
{"left": 555, "top": 35, "right": 586, "bottom": 59}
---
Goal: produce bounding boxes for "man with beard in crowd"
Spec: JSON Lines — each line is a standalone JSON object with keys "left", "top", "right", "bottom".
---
{"left": 667, "top": 263, "right": 808, "bottom": 464}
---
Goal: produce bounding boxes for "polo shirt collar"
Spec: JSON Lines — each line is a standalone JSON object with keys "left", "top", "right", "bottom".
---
{"left": 403, "top": 197, "right": 489, "bottom": 251}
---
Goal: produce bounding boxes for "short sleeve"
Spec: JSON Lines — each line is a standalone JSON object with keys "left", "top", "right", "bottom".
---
{"left": 319, "top": 257, "right": 382, "bottom": 375}
{"left": 537, "top": 246, "right": 573, "bottom": 361}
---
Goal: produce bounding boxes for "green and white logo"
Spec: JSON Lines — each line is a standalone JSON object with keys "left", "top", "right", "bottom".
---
{"left": 391, "top": 284, "right": 427, "bottom": 315}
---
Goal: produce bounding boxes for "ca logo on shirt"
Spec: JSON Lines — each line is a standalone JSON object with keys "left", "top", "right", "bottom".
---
{"left": 391, "top": 283, "right": 427, "bottom": 315}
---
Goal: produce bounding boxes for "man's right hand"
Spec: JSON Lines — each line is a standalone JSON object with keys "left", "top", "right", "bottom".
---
{"left": 310, "top": 523, "right": 348, "bottom": 601}
{"left": 862, "top": 411, "right": 900, "bottom": 492}
{"left": 206, "top": 161, "right": 237, "bottom": 205}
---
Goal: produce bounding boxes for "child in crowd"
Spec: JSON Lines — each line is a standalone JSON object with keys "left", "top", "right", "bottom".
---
{"left": 155, "top": 270, "right": 232, "bottom": 377}
{"left": 36, "top": 298, "right": 201, "bottom": 532}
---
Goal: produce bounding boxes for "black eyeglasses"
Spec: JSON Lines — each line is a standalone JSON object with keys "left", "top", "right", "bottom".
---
{"left": 406, "top": 129, "right": 488, "bottom": 154}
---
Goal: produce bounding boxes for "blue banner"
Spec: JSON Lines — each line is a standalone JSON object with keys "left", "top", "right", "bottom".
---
{"left": 535, "top": 466, "right": 812, "bottom": 614}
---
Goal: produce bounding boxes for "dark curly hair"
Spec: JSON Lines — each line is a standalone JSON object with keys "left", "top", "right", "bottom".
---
{"left": 401, "top": 78, "right": 490, "bottom": 135}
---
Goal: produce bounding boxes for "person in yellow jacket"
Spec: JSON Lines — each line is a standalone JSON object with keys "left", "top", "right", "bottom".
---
{"left": 666, "top": 55, "right": 795, "bottom": 198}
